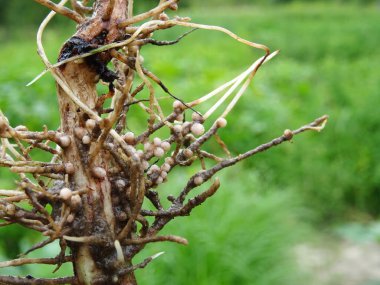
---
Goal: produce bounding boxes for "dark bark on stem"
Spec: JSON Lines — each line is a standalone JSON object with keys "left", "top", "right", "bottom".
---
{"left": 56, "top": 0, "right": 136, "bottom": 284}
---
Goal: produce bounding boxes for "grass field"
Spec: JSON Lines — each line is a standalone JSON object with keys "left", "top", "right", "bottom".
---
{"left": 0, "top": 3, "right": 379, "bottom": 284}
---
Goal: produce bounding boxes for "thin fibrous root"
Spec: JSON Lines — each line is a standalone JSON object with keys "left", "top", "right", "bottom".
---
{"left": 34, "top": 0, "right": 83, "bottom": 23}
{"left": 0, "top": 256, "right": 72, "bottom": 268}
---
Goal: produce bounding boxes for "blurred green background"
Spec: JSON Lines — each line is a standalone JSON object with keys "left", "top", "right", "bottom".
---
{"left": 1, "top": 1, "right": 380, "bottom": 284}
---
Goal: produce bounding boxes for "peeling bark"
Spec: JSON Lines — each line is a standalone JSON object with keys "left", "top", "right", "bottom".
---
{"left": 56, "top": 0, "right": 135, "bottom": 283}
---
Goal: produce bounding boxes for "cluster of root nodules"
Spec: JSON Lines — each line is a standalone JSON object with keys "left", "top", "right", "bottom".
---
{"left": 0, "top": 0, "right": 328, "bottom": 283}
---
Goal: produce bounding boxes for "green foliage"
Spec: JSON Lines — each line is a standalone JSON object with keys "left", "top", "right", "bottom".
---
{"left": 0, "top": 1, "right": 45, "bottom": 27}
{"left": 0, "top": 238, "right": 73, "bottom": 278}
{"left": 334, "top": 222, "right": 380, "bottom": 243}
{"left": 135, "top": 169, "right": 309, "bottom": 285}
{"left": 0, "top": 0, "right": 376, "bottom": 33}
{"left": 218, "top": 4, "right": 380, "bottom": 223}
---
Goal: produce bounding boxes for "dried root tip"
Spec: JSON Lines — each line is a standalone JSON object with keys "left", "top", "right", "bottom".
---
{"left": 160, "top": 171, "right": 168, "bottom": 179}
{"left": 115, "top": 179, "right": 126, "bottom": 191}
{"left": 191, "top": 123, "right": 205, "bottom": 136}
{"left": 70, "top": 194, "right": 82, "bottom": 209}
{"left": 74, "top": 58, "right": 85, "bottom": 64}
{"left": 161, "top": 163, "right": 171, "bottom": 172}
{"left": 169, "top": 2, "right": 178, "bottom": 10}
{"left": 67, "top": 214, "right": 75, "bottom": 223}
{"left": 183, "top": 148, "right": 193, "bottom": 158}
{"left": 153, "top": 137, "right": 162, "bottom": 146}
{"left": 161, "top": 141, "right": 171, "bottom": 151}
{"left": 165, "top": 157, "right": 174, "bottom": 166}
{"left": 159, "top": 12, "right": 169, "bottom": 21}
{"left": 59, "top": 188, "right": 72, "bottom": 201}
{"left": 116, "top": 211, "right": 127, "bottom": 221}
{"left": 0, "top": 117, "right": 9, "bottom": 134}
{"left": 181, "top": 122, "right": 191, "bottom": 133}
{"left": 65, "top": 163, "right": 75, "bottom": 174}
{"left": 19, "top": 181, "right": 28, "bottom": 189}
{"left": 173, "top": 100, "right": 185, "bottom": 112}
{"left": 192, "top": 112, "right": 204, "bottom": 123}
{"left": 128, "top": 45, "right": 139, "bottom": 55}
{"left": 94, "top": 74, "right": 100, "bottom": 83}
{"left": 144, "top": 142, "right": 153, "bottom": 152}
{"left": 85, "top": 119, "right": 96, "bottom": 131}
{"left": 126, "top": 187, "right": 131, "bottom": 197}
{"left": 176, "top": 114, "right": 184, "bottom": 122}
{"left": 99, "top": 118, "right": 111, "bottom": 129}
{"left": 82, "top": 135, "right": 91, "bottom": 144}
{"left": 125, "top": 145, "right": 137, "bottom": 156}
{"left": 139, "top": 54, "right": 145, "bottom": 64}
{"left": 92, "top": 167, "right": 107, "bottom": 179}
{"left": 5, "top": 204, "right": 16, "bottom": 215}
{"left": 123, "top": 132, "right": 135, "bottom": 144}
{"left": 112, "top": 196, "right": 120, "bottom": 205}
{"left": 154, "top": 147, "right": 165, "bottom": 158}
{"left": 74, "top": 127, "right": 86, "bottom": 139}
{"left": 167, "top": 195, "right": 175, "bottom": 202}
{"left": 142, "top": 160, "right": 150, "bottom": 170}
{"left": 216, "top": 118, "right": 227, "bottom": 128}
{"left": 149, "top": 165, "right": 160, "bottom": 173}
{"left": 194, "top": 176, "right": 204, "bottom": 186}
{"left": 14, "top": 125, "right": 28, "bottom": 131}
{"left": 58, "top": 135, "right": 71, "bottom": 148}
{"left": 283, "top": 129, "right": 293, "bottom": 140}
{"left": 173, "top": 124, "right": 182, "bottom": 134}
{"left": 109, "top": 167, "right": 120, "bottom": 174}
{"left": 156, "top": 176, "right": 164, "bottom": 185}
{"left": 174, "top": 16, "right": 191, "bottom": 22}
{"left": 137, "top": 149, "right": 144, "bottom": 158}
